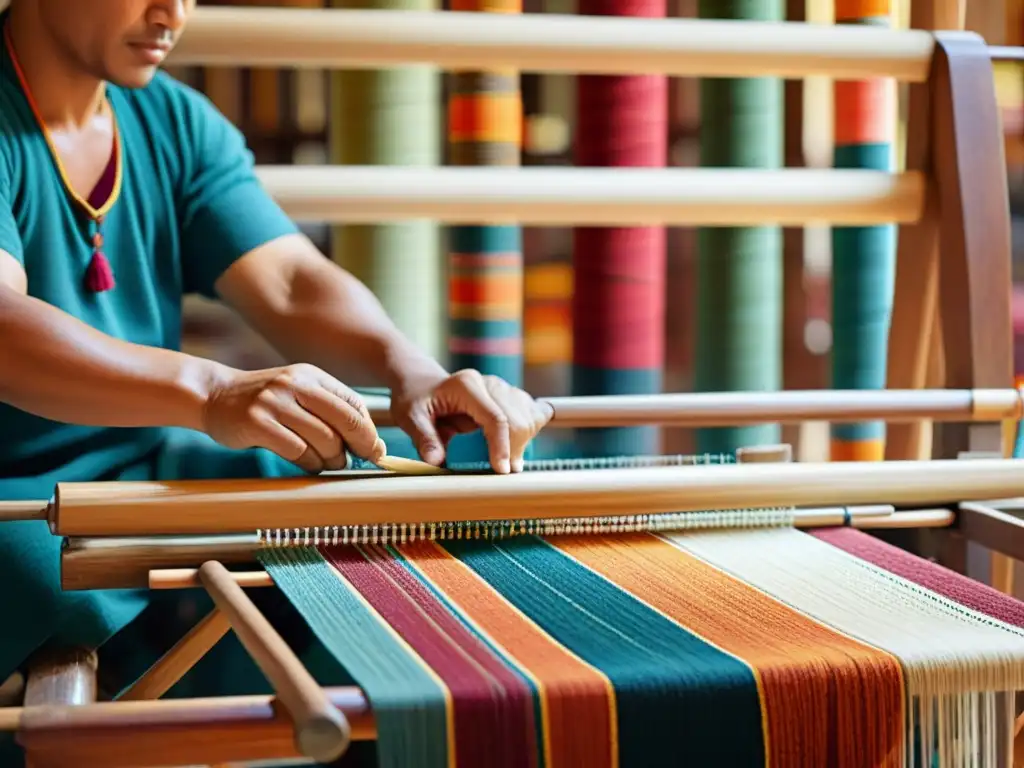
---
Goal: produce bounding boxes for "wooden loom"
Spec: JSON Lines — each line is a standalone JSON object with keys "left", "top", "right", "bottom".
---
{"left": 4, "top": 4, "right": 1024, "bottom": 767}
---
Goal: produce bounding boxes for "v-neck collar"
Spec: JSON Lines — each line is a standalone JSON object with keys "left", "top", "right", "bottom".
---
{"left": 1, "top": 12, "right": 123, "bottom": 220}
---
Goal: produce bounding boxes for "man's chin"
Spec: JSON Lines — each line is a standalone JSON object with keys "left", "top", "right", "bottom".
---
{"left": 106, "top": 66, "right": 159, "bottom": 89}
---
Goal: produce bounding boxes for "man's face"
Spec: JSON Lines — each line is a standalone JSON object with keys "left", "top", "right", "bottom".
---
{"left": 38, "top": 0, "right": 195, "bottom": 88}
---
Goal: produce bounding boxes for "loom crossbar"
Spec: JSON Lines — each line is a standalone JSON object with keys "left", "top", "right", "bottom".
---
{"left": 171, "top": 7, "right": 936, "bottom": 81}
{"left": 360, "top": 388, "right": 1024, "bottom": 428}
{"left": 8, "top": 689, "right": 374, "bottom": 768}
{"left": 57, "top": 506, "right": 956, "bottom": 591}
{"left": 254, "top": 166, "right": 923, "bottom": 226}
{"left": 44, "top": 459, "right": 1024, "bottom": 537}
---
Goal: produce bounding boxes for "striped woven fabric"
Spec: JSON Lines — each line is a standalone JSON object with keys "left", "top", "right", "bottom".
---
{"left": 262, "top": 519, "right": 1024, "bottom": 768}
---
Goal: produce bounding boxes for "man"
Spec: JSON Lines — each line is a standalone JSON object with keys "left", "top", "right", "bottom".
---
{"left": 0, "top": 0, "right": 551, "bottom": 724}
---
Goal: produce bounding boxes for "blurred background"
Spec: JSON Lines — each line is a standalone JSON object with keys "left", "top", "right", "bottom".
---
{"left": 160, "top": 0, "right": 1019, "bottom": 461}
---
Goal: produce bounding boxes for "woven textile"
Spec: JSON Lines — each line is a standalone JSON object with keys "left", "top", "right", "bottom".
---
{"left": 262, "top": 523, "right": 1024, "bottom": 768}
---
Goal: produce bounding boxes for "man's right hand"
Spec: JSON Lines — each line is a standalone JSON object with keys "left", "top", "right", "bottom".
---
{"left": 201, "top": 363, "right": 386, "bottom": 474}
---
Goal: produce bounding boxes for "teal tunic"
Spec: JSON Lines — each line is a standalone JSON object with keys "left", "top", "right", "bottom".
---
{"left": 0, "top": 12, "right": 309, "bottom": 691}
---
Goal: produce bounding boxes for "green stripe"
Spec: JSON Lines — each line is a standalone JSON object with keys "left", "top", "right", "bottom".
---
{"left": 443, "top": 537, "right": 765, "bottom": 766}
{"left": 694, "top": 0, "right": 784, "bottom": 456}
{"left": 330, "top": 0, "right": 442, "bottom": 359}
{"left": 259, "top": 547, "right": 450, "bottom": 768}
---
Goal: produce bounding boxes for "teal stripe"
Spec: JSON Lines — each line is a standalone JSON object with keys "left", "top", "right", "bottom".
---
{"left": 450, "top": 226, "right": 522, "bottom": 254}
{"left": 448, "top": 353, "right": 521, "bottom": 383}
{"left": 831, "top": 142, "right": 895, "bottom": 450}
{"left": 450, "top": 318, "right": 522, "bottom": 339}
{"left": 834, "top": 143, "right": 890, "bottom": 171}
{"left": 832, "top": 421, "right": 886, "bottom": 441}
{"left": 443, "top": 537, "right": 765, "bottom": 767}
{"left": 259, "top": 547, "right": 450, "bottom": 768}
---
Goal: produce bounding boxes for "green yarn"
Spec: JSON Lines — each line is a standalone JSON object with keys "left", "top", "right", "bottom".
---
{"left": 329, "top": 0, "right": 443, "bottom": 360}
{"left": 694, "top": 0, "right": 784, "bottom": 455}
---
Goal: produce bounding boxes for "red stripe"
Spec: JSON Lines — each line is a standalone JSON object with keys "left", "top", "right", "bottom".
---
{"left": 811, "top": 528, "right": 1024, "bottom": 628}
{"left": 323, "top": 544, "right": 540, "bottom": 768}
{"left": 572, "top": 24, "right": 666, "bottom": 374}
{"left": 572, "top": 229, "right": 666, "bottom": 369}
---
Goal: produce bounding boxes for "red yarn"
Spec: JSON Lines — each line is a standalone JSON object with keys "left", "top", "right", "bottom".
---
{"left": 85, "top": 251, "right": 115, "bottom": 293}
{"left": 572, "top": 25, "right": 667, "bottom": 371}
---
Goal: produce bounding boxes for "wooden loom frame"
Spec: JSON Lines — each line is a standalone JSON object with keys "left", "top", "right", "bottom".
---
{"left": 3, "top": 13, "right": 1024, "bottom": 768}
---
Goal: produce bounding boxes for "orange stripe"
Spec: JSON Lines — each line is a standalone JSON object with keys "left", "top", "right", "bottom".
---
{"left": 449, "top": 0, "right": 522, "bottom": 12}
{"left": 525, "top": 303, "right": 571, "bottom": 328}
{"left": 449, "top": 302, "right": 522, "bottom": 321}
{"left": 551, "top": 534, "right": 905, "bottom": 768}
{"left": 400, "top": 541, "right": 616, "bottom": 768}
{"left": 450, "top": 274, "right": 523, "bottom": 305}
{"left": 834, "top": 0, "right": 889, "bottom": 21}
{"left": 834, "top": 79, "right": 894, "bottom": 146}
{"left": 830, "top": 439, "right": 885, "bottom": 461}
{"left": 525, "top": 263, "right": 573, "bottom": 300}
{"left": 449, "top": 94, "right": 523, "bottom": 144}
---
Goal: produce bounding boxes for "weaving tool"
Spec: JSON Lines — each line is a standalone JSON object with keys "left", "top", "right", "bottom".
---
{"left": 4, "top": 6, "right": 1024, "bottom": 768}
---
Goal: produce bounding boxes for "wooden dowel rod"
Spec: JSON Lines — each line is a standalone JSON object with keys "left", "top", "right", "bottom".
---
{"left": 988, "top": 45, "right": 1024, "bottom": 62}
{"left": 153, "top": 569, "right": 275, "bottom": 590}
{"left": 51, "top": 459, "right": 1024, "bottom": 536}
{"left": 0, "top": 501, "right": 48, "bottom": 523}
{"left": 171, "top": 7, "right": 934, "bottom": 81}
{"left": 838, "top": 508, "right": 955, "bottom": 529}
{"left": 364, "top": 388, "right": 1024, "bottom": 429}
{"left": 13, "top": 689, "right": 374, "bottom": 768}
{"left": 150, "top": 568, "right": 273, "bottom": 590}
{"left": 118, "top": 609, "right": 232, "bottom": 701}
{"left": 254, "top": 166, "right": 923, "bottom": 227}
{"left": 0, "top": 709, "right": 20, "bottom": 731}
{"left": 197, "top": 561, "right": 349, "bottom": 764}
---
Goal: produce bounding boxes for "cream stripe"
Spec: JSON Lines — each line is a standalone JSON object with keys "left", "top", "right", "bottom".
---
{"left": 664, "top": 528, "right": 1024, "bottom": 768}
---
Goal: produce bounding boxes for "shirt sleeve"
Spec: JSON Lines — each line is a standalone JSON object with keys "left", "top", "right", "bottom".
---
{"left": 176, "top": 89, "right": 299, "bottom": 298}
{"left": 0, "top": 171, "right": 23, "bottom": 265}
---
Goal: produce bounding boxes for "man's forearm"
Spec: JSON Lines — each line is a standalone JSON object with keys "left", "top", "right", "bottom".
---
{"left": 234, "top": 256, "right": 449, "bottom": 395}
{"left": 0, "top": 287, "right": 224, "bottom": 430}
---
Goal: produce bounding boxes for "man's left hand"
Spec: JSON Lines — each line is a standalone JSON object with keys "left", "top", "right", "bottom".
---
{"left": 390, "top": 369, "right": 554, "bottom": 474}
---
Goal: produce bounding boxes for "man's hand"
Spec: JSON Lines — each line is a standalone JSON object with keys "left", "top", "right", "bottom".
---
{"left": 202, "top": 363, "right": 386, "bottom": 474}
{"left": 390, "top": 369, "right": 554, "bottom": 474}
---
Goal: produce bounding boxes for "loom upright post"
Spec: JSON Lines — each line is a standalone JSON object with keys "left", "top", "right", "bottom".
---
{"left": 329, "top": 0, "right": 443, "bottom": 361}
{"left": 694, "top": 0, "right": 784, "bottom": 455}
{"left": 571, "top": 0, "right": 667, "bottom": 458}
{"left": 829, "top": 0, "right": 896, "bottom": 461}
{"left": 445, "top": 0, "right": 525, "bottom": 463}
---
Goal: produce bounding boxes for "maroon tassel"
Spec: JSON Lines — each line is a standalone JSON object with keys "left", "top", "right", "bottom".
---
{"left": 85, "top": 250, "right": 115, "bottom": 293}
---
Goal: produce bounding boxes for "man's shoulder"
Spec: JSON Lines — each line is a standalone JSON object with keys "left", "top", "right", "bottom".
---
{"left": 0, "top": 78, "right": 33, "bottom": 187}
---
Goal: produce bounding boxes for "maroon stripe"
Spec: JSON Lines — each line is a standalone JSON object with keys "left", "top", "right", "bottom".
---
{"left": 811, "top": 528, "right": 1024, "bottom": 628}
{"left": 322, "top": 544, "right": 539, "bottom": 768}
